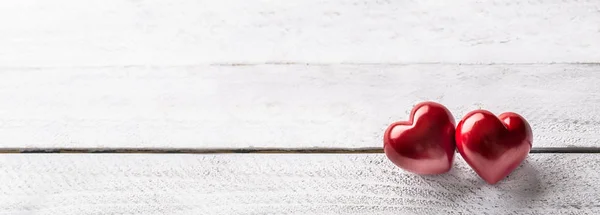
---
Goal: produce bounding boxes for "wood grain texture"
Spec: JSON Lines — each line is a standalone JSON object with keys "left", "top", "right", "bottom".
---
{"left": 1, "top": 0, "right": 599, "bottom": 67}
{"left": 0, "top": 154, "right": 598, "bottom": 214}
{"left": 1, "top": 64, "right": 599, "bottom": 148}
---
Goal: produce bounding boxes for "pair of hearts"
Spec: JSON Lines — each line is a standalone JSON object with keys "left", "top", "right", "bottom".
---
{"left": 383, "top": 101, "right": 533, "bottom": 184}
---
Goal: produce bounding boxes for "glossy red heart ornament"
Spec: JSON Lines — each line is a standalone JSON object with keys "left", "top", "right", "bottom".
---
{"left": 383, "top": 101, "right": 456, "bottom": 175}
{"left": 455, "top": 110, "right": 533, "bottom": 184}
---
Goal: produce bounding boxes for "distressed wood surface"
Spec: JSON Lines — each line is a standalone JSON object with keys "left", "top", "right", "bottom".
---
{"left": 2, "top": 0, "right": 600, "bottom": 149}
{"left": 1, "top": 64, "right": 599, "bottom": 148}
{"left": 2, "top": 0, "right": 599, "bottom": 214}
{"left": 1, "top": 0, "right": 599, "bottom": 67}
{"left": 0, "top": 154, "right": 598, "bottom": 214}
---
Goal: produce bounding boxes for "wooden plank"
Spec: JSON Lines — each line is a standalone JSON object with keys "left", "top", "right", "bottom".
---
{"left": 1, "top": 0, "right": 599, "bottom": 67}
{"left": 1, "top": 64, "right": 599, "bottom": 148}
{"left": 0, "top": 154, "right": 598, "bottom": 214}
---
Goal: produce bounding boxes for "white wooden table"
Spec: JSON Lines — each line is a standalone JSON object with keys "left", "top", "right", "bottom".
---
{"left": 1, "top": 0, "right": 600, "bottom": 214}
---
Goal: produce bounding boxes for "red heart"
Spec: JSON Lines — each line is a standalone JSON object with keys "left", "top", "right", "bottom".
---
{"left": 455, "top": 110, "right": 533, "bottom": 184}
{"left": 383, "top": 101, "right": 456, "bottom": 175}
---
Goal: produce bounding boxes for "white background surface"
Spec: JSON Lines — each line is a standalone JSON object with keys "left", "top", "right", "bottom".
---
{"left": 1, "top": 0, "right": 599, "bottom": 214}
{"left": 1, "top": 0, "right": 599, "bottom": 148}
{"left": 1, "top": 0, "right": 600, "bottom": 66}
{"left": 1, "top": 64, "right": 600, "bottom": 148}
{"left": 1, "top": 154, "right": 599, "bottom": 214}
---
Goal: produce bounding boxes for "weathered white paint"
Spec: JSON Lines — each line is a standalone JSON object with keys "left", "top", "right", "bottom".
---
{"left": 1, "top": 0, "right": 599, "bottom": 67}
{"left": 1, "top": 64, "right": 598, "bottom": 148}
{"left": 0, "top": 154, "right": 597, "bottom": 214}
{"left": 1, "top": 0, "right": 598, "bottom": 214}
{"left": 1, "top": 0, "right": 599, "bottom": 148}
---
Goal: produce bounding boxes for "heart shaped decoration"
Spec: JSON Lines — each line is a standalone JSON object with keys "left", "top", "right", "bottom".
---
{"left": 455, "top": 110, "right": 533, "bottom": 184}
{"left": 383, "top": 101, "right": 456, "bottom": 175}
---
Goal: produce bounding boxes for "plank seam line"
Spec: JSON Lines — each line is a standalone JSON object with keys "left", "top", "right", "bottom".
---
{"left": 1, "top": 62, "right": 600, "bottom": 70}
{"left": 0, "top": 147, "right": 598, "bottom": 154}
